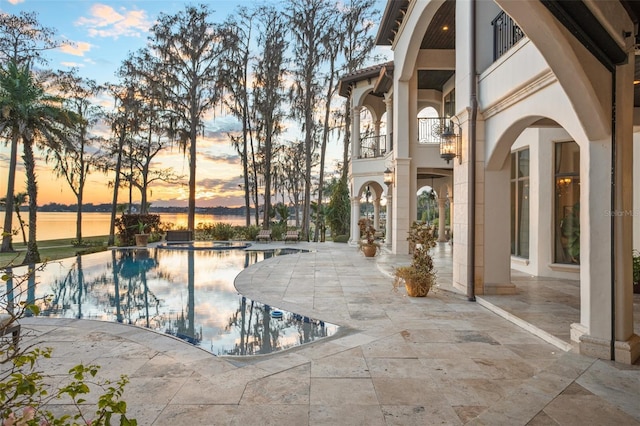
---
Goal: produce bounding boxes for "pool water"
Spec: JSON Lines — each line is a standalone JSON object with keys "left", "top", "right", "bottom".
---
{"left": 4, "top": 247, "right": 338, "bottom": 356}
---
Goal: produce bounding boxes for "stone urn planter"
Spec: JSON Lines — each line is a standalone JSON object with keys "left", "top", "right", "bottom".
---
{"left": 358, "top": 218, "right": 379, "bottom": 258}
{"left": 135, "top": 233, "right": 149, "bottom": 247}
{"left": 361, "top": 244, "right": 377, "bottom": 258}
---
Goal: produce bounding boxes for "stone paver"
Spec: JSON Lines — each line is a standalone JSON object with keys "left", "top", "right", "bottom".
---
{"left": 7, "top": 242, "right": 640, "bottom": 425}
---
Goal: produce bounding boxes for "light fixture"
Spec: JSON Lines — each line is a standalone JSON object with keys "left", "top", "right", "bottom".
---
{"left": 440, "top": 120, "right": 462, "bottom": 164}
{"left": 383, "top": 167, "right": 394, "bottom": 186}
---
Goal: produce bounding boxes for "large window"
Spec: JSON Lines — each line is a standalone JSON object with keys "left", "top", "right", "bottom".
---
{"left": 511, "top": 149, "right": 530, "bottom": 258}
{"left": 554, "top": 141, "right": 580, "bottom": 264}
{"left": 443, "top": 89, "right": 455, "bottom": 118}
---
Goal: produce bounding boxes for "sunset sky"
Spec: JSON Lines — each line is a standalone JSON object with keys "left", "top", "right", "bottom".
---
{"left": 0, "top": 0, "right": 389, "bottom": 208}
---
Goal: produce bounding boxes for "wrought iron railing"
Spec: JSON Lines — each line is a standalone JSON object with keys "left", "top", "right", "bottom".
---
{"left": 418, "top": 117, "right": 448, "bottom": 144}
{"left": 491, "top": 10, "right": 525, "bottom": 61}
{"left": 359, "top": 134, "right": 387, "bottom": 158}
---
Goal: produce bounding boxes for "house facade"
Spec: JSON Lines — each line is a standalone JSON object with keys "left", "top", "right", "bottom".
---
{"left": 339, "top": 0, "right": 640, "bottom": 364}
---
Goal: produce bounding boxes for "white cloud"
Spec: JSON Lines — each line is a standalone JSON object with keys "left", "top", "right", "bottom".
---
{"left": 60, "top": 61, "right": 85, "bottom": 68}
{"left": 7, "top": 0, "right": 25, "bottom": 4}
{"left": 75, "top": 4, "right": 151, "bottom": 39}
{"left": 59, "top": 41, "right": 92, "bottom": 57}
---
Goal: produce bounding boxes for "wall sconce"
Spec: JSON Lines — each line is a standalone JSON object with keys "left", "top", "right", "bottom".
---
{"left": 383, "top": 167, "right": 394, "bottom": 186}
{"left": 440, "top": 120, "right": 462, "bottom": 164}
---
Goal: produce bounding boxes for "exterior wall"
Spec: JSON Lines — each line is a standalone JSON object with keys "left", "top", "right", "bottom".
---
{"left": 361, "top": 0, "right": 638, "bottom": 362}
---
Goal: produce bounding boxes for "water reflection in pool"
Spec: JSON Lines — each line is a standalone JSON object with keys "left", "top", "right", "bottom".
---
{"left": 7, "top": 247, "right": 338, "bottom": 356}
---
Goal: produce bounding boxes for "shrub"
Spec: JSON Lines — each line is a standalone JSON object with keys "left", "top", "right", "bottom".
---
{"left": 197, "top": 222, "right": 235, "bottom": 240}
{"left": 333, "top": 235, "right": 349, "bottom": 243}
{"left": 240, "top": 225, "right": 261, "bottom": 241}
{"left": 270, "top": 222, "right": 286, "bottom": 241}
{"left": 115, "top": 214, "right": 161, "bottom": 246}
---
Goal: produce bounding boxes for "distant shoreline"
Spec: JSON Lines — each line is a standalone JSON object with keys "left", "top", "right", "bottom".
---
{"left": 0, "top": 204, "right": 251, "bottom": 215}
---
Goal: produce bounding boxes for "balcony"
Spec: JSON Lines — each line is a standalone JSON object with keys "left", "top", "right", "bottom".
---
{"left": 358, "top": 134, "right": 387, "bottom": 158}
{"left": 418, "top": 117, "right": 449, "bottom": 144}
{"left": 492, "top": 10, "right": 525, "bottom": 61}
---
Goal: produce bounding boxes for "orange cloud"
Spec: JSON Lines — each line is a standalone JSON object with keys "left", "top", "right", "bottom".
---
{"left": 59, "top": 41, "right": 92, "bottom": 57}
{"left": 75, "top": 4, "right": 151, "bottom": 39}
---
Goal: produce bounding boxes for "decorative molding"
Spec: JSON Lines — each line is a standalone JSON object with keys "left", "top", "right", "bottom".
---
{"left": 481, "top": 70, "right": 557, "bottom": 120}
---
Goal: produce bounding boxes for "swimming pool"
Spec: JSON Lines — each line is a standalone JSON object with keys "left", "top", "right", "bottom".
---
{"left": 4, "top": 246, "right": 338, "bottom": 356}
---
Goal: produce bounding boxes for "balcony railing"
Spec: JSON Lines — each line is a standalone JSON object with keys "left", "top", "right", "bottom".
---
{"left": 359, "top": 134, "right": 387, "bottom": 158}
{"left": 491, "top": 10, "right": 525, "bottom": 61}
{"left": 418, "top": 117, "right": 448, "bottom": 144}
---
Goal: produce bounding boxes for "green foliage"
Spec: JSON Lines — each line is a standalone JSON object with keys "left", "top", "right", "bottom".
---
{"left": 240, "top": 225, "right": 261, "bottom": 241}
{"left": 633, "top": 250, "right": 640, "bottom": 284}
{"left": 393, "top": 222, "right": 437, "bottom": 297}
{"left": 274, "top": 203, "right": 290, "bottom": 225}
{"left": 115, "top": 214, "right": 161, "bottom": 246}
{"left": 326, "top": 178, "right": 350, "bottom": 237}
{"left": 332, "top": 235, "right": 349, "bottom": 243}
{"left": 196, "top": 222, "right": 235, "bottom": 241}
{"left": 270, "top": 222, "right": 286, "bottom": 241}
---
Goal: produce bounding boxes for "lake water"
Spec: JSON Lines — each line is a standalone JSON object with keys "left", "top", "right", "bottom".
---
{"left": 0, "top": 211, "right": 246, "bottom": 241}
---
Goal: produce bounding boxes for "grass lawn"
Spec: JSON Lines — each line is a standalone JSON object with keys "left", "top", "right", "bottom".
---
{"left": 0, "top": 236, "right": 110, "bottom": 267}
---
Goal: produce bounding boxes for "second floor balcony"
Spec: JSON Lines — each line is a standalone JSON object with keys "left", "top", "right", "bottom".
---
{"left": 359, "top": 134, "right": 388, "bottom": 159}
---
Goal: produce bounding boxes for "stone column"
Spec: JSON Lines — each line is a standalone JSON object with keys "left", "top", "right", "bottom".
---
{"left": 437, "top": 197, "right": 447, "bottom": 242}
{"left": 385, "top": 186, "right": 393, "bottom": 248}
{"left": 448, "top": 196, "right": 454, "bottom": 242}
{"left": 373, "top": 194, "right": 381, "bottom": 233}
{"left": 374, "top": 120, "right": 381, "bottom": 156}
{"left": 384, "top": 93, "right": 393, "bottom": 153}
{"left": 349, "top": 196, "right": 361, "bottom": 245}
{"left": 352, "top": 106, "right": 362, "bottom": 159}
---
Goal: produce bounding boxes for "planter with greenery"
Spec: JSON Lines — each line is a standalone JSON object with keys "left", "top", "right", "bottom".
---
{"left": 358, "top": 218, "right": 379, "bottom": 257}
{"left": 115, "top": 214, "right": 161, "bottom": 246}
{"left": 393, "top": 222, "right": 437, "bottom": 297}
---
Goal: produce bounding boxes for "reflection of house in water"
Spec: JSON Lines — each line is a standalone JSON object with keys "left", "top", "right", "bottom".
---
{"left": 165, "top": 308, "right": 202, "bottom": 345}
{"left": 223, "top": 297, "right": 332, "bottom": 356}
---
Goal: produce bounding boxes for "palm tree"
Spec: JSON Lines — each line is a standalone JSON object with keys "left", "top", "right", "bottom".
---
{"left": 0, "top": 62, "right": 78, "bottom": 262}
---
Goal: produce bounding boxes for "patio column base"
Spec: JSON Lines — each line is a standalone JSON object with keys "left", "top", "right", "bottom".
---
{"left": 578, "top": 333, "right": 640, "bottom": 364}
{"left": 614, "top": 334, "right": 640, "bottom": 365}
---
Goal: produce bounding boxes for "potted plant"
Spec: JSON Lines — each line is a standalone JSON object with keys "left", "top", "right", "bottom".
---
{"left": 358, "top": 218, "right": 379, "bottom": 257}
{"left": 393, "top": 221, "right": 437, "bottom": 297}
{"left": 633, "top": 250, "right": 640, "bottom": 294}
{"left": 134, "top": 221, "right": 149, "bottom": 247}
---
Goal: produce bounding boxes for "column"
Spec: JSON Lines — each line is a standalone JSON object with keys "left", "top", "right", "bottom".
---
{"left": 386, "top": 186, "right": 393, "bottom": 247}
{"left": 384, "top": 93, "right": 393, "bottom": 153}
{"left": 437, "top": 197, "right": 447, "bottom": 242}
{"left": 374, "top": 120, "right": 381, "bottom": 156}
{"left": 448, "top": 195, "right": 454, "bottom": 242}
{"left": 373, "top": 194, "right": 381, "bottom": 233}
{"left": 349, "top": 196, "right": 361, "bottom": 245}
{"left": 352, "top": 106, "right": 362, "bottom": 159}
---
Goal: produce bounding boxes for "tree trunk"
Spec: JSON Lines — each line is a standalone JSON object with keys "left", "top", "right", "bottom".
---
{"left": 23, "top": 138, "right": 40, "bottom": 265}
{"left": 187, "top": 106, "right": 198, "bottom": 232}
{"left": 108, "top": 133, "right": 125, "bottom": 246}
{"left": 1, "top": 134, "right": 19, "bottom": 252}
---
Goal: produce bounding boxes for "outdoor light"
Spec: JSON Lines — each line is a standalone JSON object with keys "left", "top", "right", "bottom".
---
{"left": 440, "top": 120, "right": 461, "bottom": 164}
{"left": 383, "top": 167, "right": 394, "bottom": 186}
